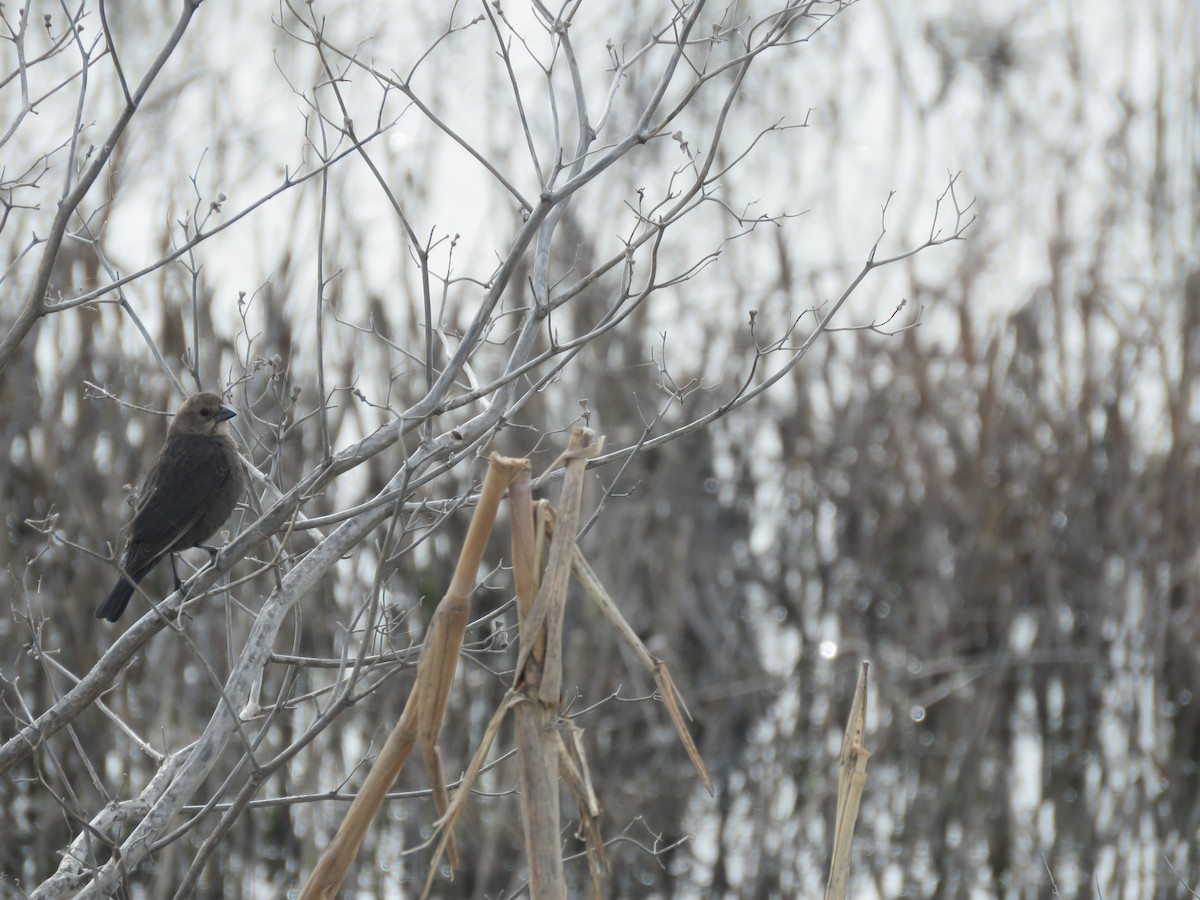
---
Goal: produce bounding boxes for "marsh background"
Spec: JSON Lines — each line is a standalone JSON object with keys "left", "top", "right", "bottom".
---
{"left": 1, "top": 1, "right": 1196, "bottom": 897}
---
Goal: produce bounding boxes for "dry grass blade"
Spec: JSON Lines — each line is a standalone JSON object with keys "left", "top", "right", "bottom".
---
{"left": 559, "top": 721, "right": 607, "bottom": 879}
{"left": 650, "top": 661, "right": 713, "bottom": 796}
{"left": 824, "top": 660, "right": 871, "bottom": 900}
{"left": 421, "top": 690, "right": 524, "bottom": 899}
{"left": 571, "top": 547, "right": 714, "bottom": 794}
{"left": 560, "top": 719, "right": 601, "bottom": 819}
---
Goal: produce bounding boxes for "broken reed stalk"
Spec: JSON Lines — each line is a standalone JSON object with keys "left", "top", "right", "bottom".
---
{"left": 824, "top": 660, "right": 871, "bottom": 900}
{"left": 424, "top": 429, "right": 598, "bottom": 898}
{"left": 514, "top": 428, "right": 594, "bottom": 898}
{"left": 303, "top": 432, "right": 709, "bottom": 900}
{"left": 299, "top": 453, "right": 526, "bottom": 900}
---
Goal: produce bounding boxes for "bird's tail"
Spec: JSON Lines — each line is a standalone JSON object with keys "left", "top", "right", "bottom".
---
{"left": 96, "top": 574, "right": 142, "bottom": 622}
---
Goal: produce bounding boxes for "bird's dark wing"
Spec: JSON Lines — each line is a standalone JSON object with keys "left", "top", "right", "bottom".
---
{"left": 124, "top": 435, "right": 236, "bottom": 567}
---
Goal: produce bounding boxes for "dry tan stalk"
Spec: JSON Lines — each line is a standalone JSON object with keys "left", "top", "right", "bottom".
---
{"left": 571, "top": 547, "right": 714, "bottom": 794}
{"left": 510, "top": 427, "right": 597, "bottom": 898}
{"left": 298, "top": 690, "right": 420, "bottom": 899}
{"left": 417, "top": 453, "right": 527, "bottom": 732}
{"left": 416, "top": 454, "right": 528, "bottom": 868}
{"left": 824, "top": 661, "right": 871, "bottom": 900}
{"left": 537, "top": 433, "right": 599, "bottom": 705}
{"left": 510, "top": 475, "right": 547, "bottom": 689}
{"left": 513, "top": 693, "right": 567, "bottom": 897}
{"left": 300, "top": 454, "right": 526, "bottom": 899}
{"left": 509, "top": 466, "right": 539, "bottom": 621}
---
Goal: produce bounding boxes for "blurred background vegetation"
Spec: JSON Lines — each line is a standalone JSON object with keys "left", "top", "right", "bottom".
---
{"left": 1, "top": 0, "right": 1196, "bottom": 897}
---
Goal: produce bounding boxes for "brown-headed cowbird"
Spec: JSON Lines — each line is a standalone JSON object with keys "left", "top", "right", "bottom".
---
{"left": 96, "top": 392, "right": 245, "bottom": 623}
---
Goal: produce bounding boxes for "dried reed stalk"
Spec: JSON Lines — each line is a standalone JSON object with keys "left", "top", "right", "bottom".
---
{"left": 300, "top": 453, "right": 526, "bottom": 899}
{"left": 824, "top": 661, "right": 871, "bottom": 900}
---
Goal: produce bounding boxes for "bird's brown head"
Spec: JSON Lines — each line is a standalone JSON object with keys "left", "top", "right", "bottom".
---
{"left": 170, "top": 392, "right": 237, "bottom": 437}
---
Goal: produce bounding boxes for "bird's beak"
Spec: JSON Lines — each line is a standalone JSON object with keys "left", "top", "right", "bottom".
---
{"left": 215, "top": 405, "right": 237, "bottom": 423}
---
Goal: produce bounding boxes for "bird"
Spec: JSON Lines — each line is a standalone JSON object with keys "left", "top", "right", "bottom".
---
{"left": 96, "top": 392, "right": 245, "bottom": 623}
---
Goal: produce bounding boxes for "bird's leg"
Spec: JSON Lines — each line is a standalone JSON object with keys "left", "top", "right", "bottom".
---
{"left": 198, "top": 544, "right": 220, "bottom": 563}
{"left": 170, "top": 554, "right": 183, "bottom": 592}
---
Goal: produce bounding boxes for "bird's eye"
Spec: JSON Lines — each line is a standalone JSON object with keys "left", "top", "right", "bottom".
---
{"left": 200, "top": 408, "right": 212, "bottom": 417}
